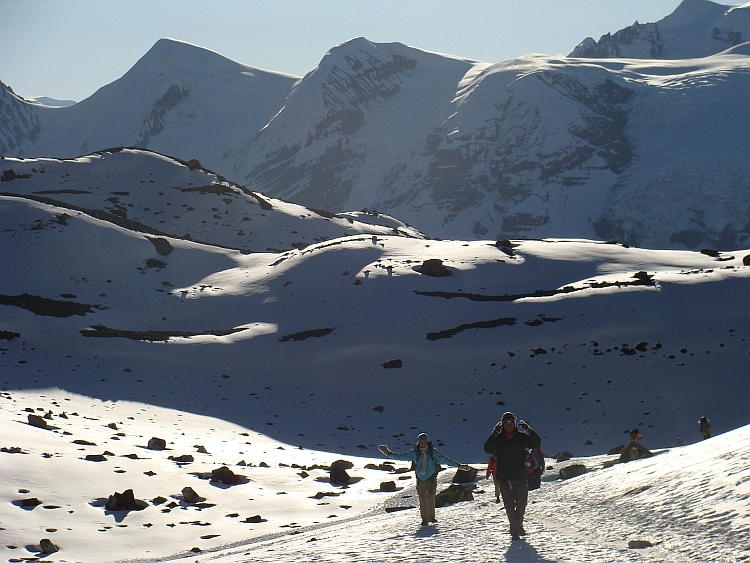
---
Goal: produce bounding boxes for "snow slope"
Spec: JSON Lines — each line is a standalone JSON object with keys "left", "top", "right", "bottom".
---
{"left": 0, "top": 149, "right": 424, "bottom": 253}
{"left": 1, "top": 389, "right": 748, "bottom": 562}
{"left": 2, "top": 188, "right": 748, "bottom": 459}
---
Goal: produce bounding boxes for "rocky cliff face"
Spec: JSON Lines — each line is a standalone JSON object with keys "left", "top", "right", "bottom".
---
{"left": 0, "top": 81, "right": 41, "bottom": 156}
{"left": 570, "top": 0, "right": 749, "bottom": 59}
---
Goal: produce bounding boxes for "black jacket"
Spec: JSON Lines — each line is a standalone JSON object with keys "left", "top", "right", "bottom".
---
{"left": 484, "top": 427, "right": 541, "bottom": 481}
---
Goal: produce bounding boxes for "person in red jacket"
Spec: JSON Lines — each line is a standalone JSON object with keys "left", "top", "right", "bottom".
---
{"left": 484, "top": 411, "right": 542, "bottom": 540}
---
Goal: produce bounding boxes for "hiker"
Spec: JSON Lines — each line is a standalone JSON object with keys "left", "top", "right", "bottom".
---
{"left": 699, "top": 416, "right": 712, "bottom": 439}
{"left": 486, "top": 453, "right": 501, "bottom": 502}
{"left": 379, "top": 432, "right": 470, "bottom": 526}
{"left": 484, "top": 412, "right": 541, "bottom": 540}
{"left": 629, "top": 428, "right": 642, "bottom": 443}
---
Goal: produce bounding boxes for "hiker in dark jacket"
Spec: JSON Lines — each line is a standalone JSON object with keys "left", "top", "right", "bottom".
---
{"left": 484, "top": 411, "right": 541, "bottom": 540}
{"left": 379, "top": 432, "right": 470, "bottom": 526}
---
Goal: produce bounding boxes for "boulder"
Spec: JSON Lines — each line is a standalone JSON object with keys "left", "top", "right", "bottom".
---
{"left": 619, "top": 442, "right": 653, "bottom": 463}
{"left": 628, "top": 540, "right": 654, "bottom": 549}
{"left": 211, "top": 466, "right": 242, "bottom": 485}
{"left": 27, "top": 414, "right": 48, "bottom": 429}
{"left": 435, "top": 484, "right": 474, "bottom": 507}
{"left": 418, "top": 259, "right": 452, "bottom": 277}
{"left": 559, "top": 464, "right": 588, "bottom": 479}
{"left": 147, "top": 437, "right": 167, "bottom": 450}
{"left": 330, "top": 466, "right": 350, "bottom": 486}
{"left": 185, "top": 159, "right": 202, "bottom": 170}
{"left": 181, "top": 487, "right": 202, "bottom": 504}
{"left": 105, "top": 489, "right": 146, "bottom": 511}
{"left": 552, "top": 451, "right": 573, "bottom": 462}
{"left": 379, "top": 481, "right": 397, "bottom": 492}
{"left": 39, "top": 539, "right": 59, "bottom": 554}
{"left": 453, "top": 466, "right": 478, "bottom": 483}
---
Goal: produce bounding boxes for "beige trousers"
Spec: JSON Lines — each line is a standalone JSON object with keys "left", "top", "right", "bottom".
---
{"left": 416, "top": 475, "right": 437, "bottom": 523}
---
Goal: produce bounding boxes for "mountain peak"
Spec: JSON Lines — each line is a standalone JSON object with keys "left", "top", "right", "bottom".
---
{"left": 569, "top": 0, "right": 749, "bottom": 59}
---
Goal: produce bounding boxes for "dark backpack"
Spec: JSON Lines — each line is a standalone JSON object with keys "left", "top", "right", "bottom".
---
{"left": 526, "top": 449, "right": 544, "bottom": 490}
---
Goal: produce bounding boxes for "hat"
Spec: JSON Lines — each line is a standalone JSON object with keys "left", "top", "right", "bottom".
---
{"left": 501, "top": 412, "right": 517, "bottom": 423}
{"left": 417, "top": 432, "right": 429, "bottom": 443}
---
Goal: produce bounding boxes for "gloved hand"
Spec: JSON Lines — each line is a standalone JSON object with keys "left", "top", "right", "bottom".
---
{"left": 458, "top": 464, "right": 472, "bottom": 472}
{"left": 492, "top": 422, "right": 504, "bottom": 436}
{"left": 378, "top": 444, "right": 392, "bottom": 456}
{"left": 517, "top": 420, "right": 531, "bottom": 435}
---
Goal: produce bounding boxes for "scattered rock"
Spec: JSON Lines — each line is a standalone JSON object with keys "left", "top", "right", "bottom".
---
{"left": 418, "top": 258, "right": 452, "bottom": 277}
{"left": 608, "top": 445, "right": 625, "bottom": 455}
{"left": 85, "top": 454, "right": 108, "bottom": 462}
{"left": 185, "top": 159, "right": 202, "bottom": 170}
{"left": 105, "top": 489, "right": 147, "bottom": 511}
{"left": 382, "top": 359, "right": 402, "bottom": 369}
{"left": 435, "top": 484, "right": 474, "bottom": 507}
{"left": 552, "top": 451, "right": 573, "bottom": 462}
{"left": 453, "top": 466, "right": 478, "bottom": 483}
{"left": 373, "top": 405, "right": 384, "bottom": 412}
{"left": 19, "top": 497, "right": 43, "bottom": 508}
{"left": 169, "top": 454, "right": 194, "bottom": 464}
{"left": 195, "top": 445, "right": 209, "bottom": 454}
{"left": 328, "top": 460, "right": 352, "bottom": 484}
{"left": 379, "top": 481, "right": 397, "bottom": 492}
{"left": 244, "top": 515, "right": 264, "bottom": 523}
{"left": 39, "top": 538, "right": 59, "bottom": 554}
{"left": 628, "top": 539, "right": 654, "bottom": 549}
{"left": 181, "top": 487, "right": 203, "bottom": 504}
{"left": 619, "top": 442, "right": 653, "bottom": 463}
{"left": 743, "top": 254, "right": 750, "bottom": 266}
{"left": 27, "top": 414, "right": 48, "bottom": 429}
{"left": 147, "top": 437, "right": 167, "bottom": 451}
{"left": 559, "top": 464, "right": 587, "bottom": 479}
{"left": 148, "top": 237, "right": 173, "bottom": 256}
{"left": 211, "top": 466, "right": 243, "bottom": 485}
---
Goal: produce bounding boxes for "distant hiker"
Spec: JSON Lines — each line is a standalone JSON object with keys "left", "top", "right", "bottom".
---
{"left": 699, "top": 416, "right": 712, "bottom": 439}
{"left": 629, "top": 428, "right": 642, "bottom": 443}
{"left": 484, "top": 412, "right": 542, "bottom": 541}
{"left": 379, "top": 432, "right": 470, "bottom": 526}
{"left": 486, "top": 453, "right": 500, "bottom": 502}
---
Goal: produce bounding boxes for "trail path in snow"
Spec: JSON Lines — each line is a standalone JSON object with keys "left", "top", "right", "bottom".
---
{"left": 165, "top": 473, "right": 695, "bottom": 563}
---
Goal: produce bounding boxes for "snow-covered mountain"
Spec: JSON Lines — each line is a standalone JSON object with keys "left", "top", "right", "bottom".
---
{"left": 570, "top": 0, "right": 750, "bottom": 59}
{"left": 229, "top": 38, "right": 750, "bottom": 250}
{"left": 0, "top": 38, "right": 298, "bottom": 173}
{"left": 2, "top": 2, "right": 749, "bottom": 250}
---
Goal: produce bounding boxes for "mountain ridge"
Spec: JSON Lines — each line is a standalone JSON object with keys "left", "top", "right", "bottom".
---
{"left": 2, "top": 2, "right": 749, "bottom": 250}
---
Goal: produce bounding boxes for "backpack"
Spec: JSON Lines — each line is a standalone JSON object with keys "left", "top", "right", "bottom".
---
{"left": 526, "top": 448, "right": 544, "bottom": 490}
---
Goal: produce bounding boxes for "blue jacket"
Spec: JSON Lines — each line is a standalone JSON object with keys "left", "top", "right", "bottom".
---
{"left": 388, "top": 443, "right": 460, "bottom": 481}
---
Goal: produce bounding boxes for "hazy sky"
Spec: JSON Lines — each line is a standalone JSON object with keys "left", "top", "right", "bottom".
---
{"left": 1, "top": 0, "right": 703, "bottom": 102}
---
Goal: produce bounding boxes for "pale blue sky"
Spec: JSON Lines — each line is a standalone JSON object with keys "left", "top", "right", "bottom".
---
{"left": 1, "top": 0, "right": 700, "bottom": 102}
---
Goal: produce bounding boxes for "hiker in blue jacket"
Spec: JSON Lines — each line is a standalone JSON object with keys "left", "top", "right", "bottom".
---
{"left": 379, "top": 432, "right": 470, "bottom": 526}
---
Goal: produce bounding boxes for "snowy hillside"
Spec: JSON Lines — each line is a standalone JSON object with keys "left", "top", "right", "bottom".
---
{"left": 1, "top": 389, "right": 748, "bottom": 562}
{"left": 0, "top": 149, "right": 424, "bottom": 252}
{"left": 570, "top": 0, "right": 750, "bottom": 59}
{"left": 2, "top": 1, "right": 749, "bottom": 250}
{"left": 2, "top": 184, "right": 749, "bottom": 459}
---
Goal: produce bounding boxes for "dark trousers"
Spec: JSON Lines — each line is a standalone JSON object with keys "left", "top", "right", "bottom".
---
{"left": 416, "top": 475, "right": 437, "bottom": 523}
{"left": 497, "top": 478, "right": 528, "bottom": 535}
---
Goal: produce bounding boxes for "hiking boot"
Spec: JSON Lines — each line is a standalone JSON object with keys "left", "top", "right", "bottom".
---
{"left": 421, "top": 521, "right": 429, "bottom": 526}
{"left": 430, "top": 519, "right": 437, "bottom": 523}
{"left": 519, "top": 525, "right": 526, "bottom": 536}
{"left": 511, "top": 533, "right": 521, "bottom": 541}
